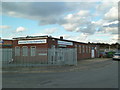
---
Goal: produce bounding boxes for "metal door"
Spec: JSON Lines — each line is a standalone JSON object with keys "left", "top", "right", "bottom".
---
{"left": 91, "top": 49, "right": 95, "bottom": 58}
{"left": 48, "top": 48, "right": 77, "bottom": 65}
{"left": 56, "top": 48, "right": 64, "bottom": 64}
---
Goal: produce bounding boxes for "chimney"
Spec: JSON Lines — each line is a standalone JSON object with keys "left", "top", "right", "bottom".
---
{"left": 60, "top": 36, "right": 63, "bottom": 40}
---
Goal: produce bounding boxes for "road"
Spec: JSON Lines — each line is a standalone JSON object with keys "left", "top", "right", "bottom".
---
{"left": 2, "top": 58, "right": 118, "bottom": 88}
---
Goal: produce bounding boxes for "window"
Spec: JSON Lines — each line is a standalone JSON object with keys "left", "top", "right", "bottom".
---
{"left": 92, "top": 47, "right": 94, "bottom": 50}
{"left": 86, "top": 46, "right": 88, "bottom": 53}
{"left": 89, "top": 47, "right": 91, "bottom": 53}
{"left": 79, "top": 45, "right": 81, "bottom": 53}
{"left": 75, "top": 45, "right": 77, "bottom": 48}
{"left": 15, "top": 46, "right": 20, "bottom": 56}
{"left": 81, "top": 45, "right": 82, "bottom": 53}
{"left": 88, "top": 47, "right": 90, "bottom": 53}
{"left": 31, "top": 46, "right": 36, "bottom": 56}
{"left": 22, "top": 46, "right": 28, "bottom": 56}
{"left": 83, "top": 46, "right": 84, "bottom": 53}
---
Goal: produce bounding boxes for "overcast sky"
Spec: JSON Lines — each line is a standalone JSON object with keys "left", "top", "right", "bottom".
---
{"left": 0, "top": 0, "right": 119, "bottom": 44}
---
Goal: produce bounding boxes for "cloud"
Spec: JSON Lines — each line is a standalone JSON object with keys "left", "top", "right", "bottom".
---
{"left": 96, "top": 0, "right": 117, "bottom": 12}
{"left": 104, "top": 6, "right": 118, "bottom": 21}
{"left": 62, "top": 23, "right": 79, "bottom": 32}
{"left": 110, "top": 34, "right": 119, "bottom": 44}
{"left": 29, "top": 28, "right": 57, "bottom": 37}
{"left": 2, "top": 2, "right": 97, "bottom": 25}
{"left": 77, "top": 10, "right": 90, "bottom": 16}
{"left": 64, "top": 34, "right": 89, "bottom": 43}
{"left": 103, "top": 20, "right": 118, "bottom": 27}
{"left": 64, "top": 34, "right": 110, "bottom": 43}
{"left": 44, "top": 28, "right": 58, "bottom": 34}
{"left": 99, "top": 27, "right": 118, "bottom": 34}
{"left": 1, "top": 2, "right": 119, "bottom": 44}
{"left": 54, "top": 34, "right": 71, "bottom": 40}
{"left": 111, "top": 34, "right": 118, "bottom": 40}
{"left": 93, "top": 1, "right": 118, "bottom": 36}
{"left": 16, "top": 26, "right": 26, "bottom": 32}
{"left": 2, "top": 2, "right": 72, "bottom": 25}
{"left": 60, "top": 9, "right": 97, "bottom": 35}
{"left": 60, "top": 33, "right": 118, "bottom": 44}
{"left": 60, "top": 34, "right": 71, "bottom": 39}
{"left": 93, "top": 19, "right": 118, "bottom": 35}
{"left": 0, "top": 25, "right": 11, "bottom": 29}
{"left": 1, "top": 2, "right": 108, "bottom": 36}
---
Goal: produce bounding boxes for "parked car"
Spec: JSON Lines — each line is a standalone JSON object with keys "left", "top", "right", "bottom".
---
{"left": 106, "top": 51, "right": 116, "bottom": 58}
{"left": 99, "top": 52, "right": 106, "bottom": 58}
{"left": 112, "top": 53, "right": 120, "bottom": 60}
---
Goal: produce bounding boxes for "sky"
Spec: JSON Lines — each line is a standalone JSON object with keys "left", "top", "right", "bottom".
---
{"left": 0, "top": 0, "right": 119, "bottom": 44}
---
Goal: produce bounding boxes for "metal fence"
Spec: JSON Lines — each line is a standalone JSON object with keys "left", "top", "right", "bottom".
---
{"left": 1, "top": 48, "right": 77, "bottom": 68}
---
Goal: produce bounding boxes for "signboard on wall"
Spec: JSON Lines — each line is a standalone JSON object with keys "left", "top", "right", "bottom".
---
{"left": 58, "top": 45, "right": 67, "bottom": 47}
{"left": 18, "top": 39, "right": 47, "bottom": 44}
{"left": 38, "top": 53, "right": 47, "bottom": 56}
{"left": 58, "top": 40, "right": 73, "bottom": 46}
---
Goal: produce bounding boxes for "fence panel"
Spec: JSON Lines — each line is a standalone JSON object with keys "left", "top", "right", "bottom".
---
{"left": 2, "top": 48, "right": 13, "bottom": 67}
{"left": 2, "top": 48, "right": 77, "bottom": 68}
{"left": 64, "top": 48, "right": 77, "bottom": 65}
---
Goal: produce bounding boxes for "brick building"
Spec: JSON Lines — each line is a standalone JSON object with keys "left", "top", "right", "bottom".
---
{"left": 0, "top": 39, "right": 13, "bottom": 48}
{"left": 12, "top": 35, "right": 99, "bottom": 61}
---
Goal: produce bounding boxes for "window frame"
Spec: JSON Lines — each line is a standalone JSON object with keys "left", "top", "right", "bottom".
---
{"left": 86, "top": 45, "right": 88, "bottom": 53}
{"left": 83, "top": 45, "right": 84, "bottom": 53}
{"left": 15, "top": 46, "right": 20, "bottom": 56}
{"left": 30, "top": 46, "right": 36, "bottom": 56}
{"left": 79, "top": 45, "right": 81, "bottom": 53}
{"left": 89, "top": 46, "right": 91, "bottom": 53}
{"left": 22, "top": 46, "right": 28, "bottom": 56}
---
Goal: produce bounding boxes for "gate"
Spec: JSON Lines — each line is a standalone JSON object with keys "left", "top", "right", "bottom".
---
{"left": 48, "top": 48, "right": 77, "bottom": 65}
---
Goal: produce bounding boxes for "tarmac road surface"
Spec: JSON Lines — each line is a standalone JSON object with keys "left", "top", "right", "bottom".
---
{"left": 2, "top": 58, "right": 118, "bottom": 88}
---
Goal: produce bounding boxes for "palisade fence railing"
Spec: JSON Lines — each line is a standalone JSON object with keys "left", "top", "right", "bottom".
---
{"left": 1, "top": 48, "right": 77, "bottom": 68}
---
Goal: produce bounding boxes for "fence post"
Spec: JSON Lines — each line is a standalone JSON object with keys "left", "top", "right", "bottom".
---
{"left": 74, "top": 48, "right": 77, "bottom": 66}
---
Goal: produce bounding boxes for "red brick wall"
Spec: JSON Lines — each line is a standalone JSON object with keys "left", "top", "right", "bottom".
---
{"left": 12, "top": 39, "right": 49, "bottom": 62}
{"left": 12, "top": 38, "right": 99, "bottom": 62}
{"left": 1, "top": 40, "right": 13, "bottom": 48}
{"left": 74, "top": 42, "right": 99, "bottom": 60}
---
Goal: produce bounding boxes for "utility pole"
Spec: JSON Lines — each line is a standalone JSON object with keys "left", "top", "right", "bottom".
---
{"left": 109, "top": 45, "right": 111, "bottom": 51}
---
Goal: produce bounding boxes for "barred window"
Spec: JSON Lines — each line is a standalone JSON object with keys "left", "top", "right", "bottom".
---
{"left": 75, "top": 45, "right": 77, "bottom": 48}
{"left": 22, "top": 46, "right": 28, "bottom": 56}
{"left": 86, "top": 46, "right": 88, "bottom": 53}
{"left": 15, "top": 46, "right": 20, "bottom": 56}
{"left": 31, "top": 46, "right": 36, "bottom": 56}
{"left": 83, "top": 45, "right": 84, "bottom": 53}
{"left": 79, "top": 45, "right": 81, "bottom": 53}
{"left": 89, "top": 47, "right": 91, "bottom": 53}
{"left": 85, "top": 46, "right": 86, "bottom": 53}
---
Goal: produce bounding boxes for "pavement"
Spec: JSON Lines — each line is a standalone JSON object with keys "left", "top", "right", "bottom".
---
{"left": 2, "top": 58, "right": 113, "bottom": 73}
{"left": 2, "top": 58, "right": 119, "bottom": 88}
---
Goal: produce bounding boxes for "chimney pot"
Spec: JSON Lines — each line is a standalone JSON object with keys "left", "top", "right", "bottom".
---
{"left": 60, "top": 36, "right": 63, "bottom": 39}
